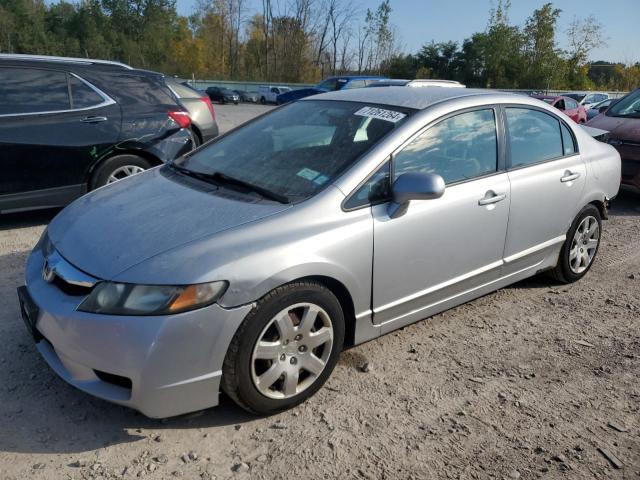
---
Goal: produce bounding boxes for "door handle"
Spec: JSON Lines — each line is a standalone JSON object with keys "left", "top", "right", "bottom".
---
{"left": 560, "top": 171, "right": 581, "bottom": 183}
{"left": 478, "top": 192, "right": 506, "bottom": 206}
{"left": 80, "top": 116, "right": 108, "bottom": 123}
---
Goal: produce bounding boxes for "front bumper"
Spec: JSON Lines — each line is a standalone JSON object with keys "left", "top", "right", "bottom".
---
{"left": 21, "top": 247, "right": 252, "bottom": 418}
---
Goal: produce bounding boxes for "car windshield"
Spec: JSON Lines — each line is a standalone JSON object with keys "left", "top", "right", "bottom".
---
{"left": 607, "top": 90, "right": 640, "bottom": 118}
{"left": 174, "top": 100, "right": 413, "bottom": 202}
{"left": 565, "top": 93, "right": 586, "bottom": 102}
{"left": 317, "top": 78, "right": 340, "bottom": 91}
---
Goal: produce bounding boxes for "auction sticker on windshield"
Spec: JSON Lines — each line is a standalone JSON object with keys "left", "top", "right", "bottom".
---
{"left": 355, "top": 106, "right": 406, "bottom": 123}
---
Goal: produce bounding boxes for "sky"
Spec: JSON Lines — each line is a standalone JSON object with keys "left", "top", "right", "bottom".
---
{"left": 174, "top": 0, "right": 640, "bottom": 63}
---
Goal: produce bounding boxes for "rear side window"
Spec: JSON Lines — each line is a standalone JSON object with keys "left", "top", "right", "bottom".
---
{"left": 0, "top": 67, "right": 69, "bottom": 115}
{"left": 506, "top": 108, "right": 563, "bottom": 167}
{"left": 565, "top": 98, "right": 578, "bottom": 109}
{"left": 560, "top": 123, "right": 576, "bottom": 155}
{"left": 69, "top": 75, "right": 104, "bottom": 109}
{"left": 93, "top": 73, "right": 176, "bottom": 107}
{"left": 393, "top": 109, "right": 498, "bottom": 184}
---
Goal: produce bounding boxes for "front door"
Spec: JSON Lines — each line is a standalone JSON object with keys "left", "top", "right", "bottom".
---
{"left": 371, "top": 107, "right": 511, "bottom": 330}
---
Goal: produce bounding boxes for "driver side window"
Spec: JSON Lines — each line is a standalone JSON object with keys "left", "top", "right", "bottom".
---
{"left": 393, "top": 109, "right": 498, "bottom": 184}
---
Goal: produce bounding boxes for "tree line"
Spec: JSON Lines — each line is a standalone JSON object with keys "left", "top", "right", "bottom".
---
{"left": 0, "top": 0, "right": 638, "bottom": 90}
{"left": 386, "top": 1, "right": 639, "bottom": 92}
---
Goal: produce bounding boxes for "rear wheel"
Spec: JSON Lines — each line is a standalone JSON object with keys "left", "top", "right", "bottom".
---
{"left": 90, "top": 154, "right": 153, "bottom": 189}
{"left": 550, "top": 204, "right": 601, "bottom": 283}
{"left": 190, "top": 127, "right": 202, "bottom": 148}
{"left": 222, "top": 281, "right": 344, "bottom": 415}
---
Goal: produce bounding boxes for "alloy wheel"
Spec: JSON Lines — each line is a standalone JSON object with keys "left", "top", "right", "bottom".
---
{"left": 251, "top": 302, "right": 334, "bottom": 399}
{"left": 569, "top": 215, "right": 599, "bottom": 274}
{"left": 106, "top": 165, "right": 146, "bottom": 184}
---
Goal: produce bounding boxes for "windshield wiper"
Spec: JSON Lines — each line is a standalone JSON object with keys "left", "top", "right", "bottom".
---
{"left": 170, "top": 164, "right": 289, "bottom": 204}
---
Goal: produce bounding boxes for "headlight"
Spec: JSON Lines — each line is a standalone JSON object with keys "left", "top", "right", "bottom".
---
{"left": 78, "top": 281, "right": 228, "bottom": 315}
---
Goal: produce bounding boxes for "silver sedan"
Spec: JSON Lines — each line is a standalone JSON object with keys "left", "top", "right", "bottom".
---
{"left": 19, "top": 87, "right": 621, "bottom": 417}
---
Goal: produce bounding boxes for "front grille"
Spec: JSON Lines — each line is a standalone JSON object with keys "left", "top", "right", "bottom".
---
{"left": 94, "top": 370, "right": 133, "bottom": 390}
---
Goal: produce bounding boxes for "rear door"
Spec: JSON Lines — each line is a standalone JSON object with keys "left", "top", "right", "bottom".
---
{"left": 0, "top": 66, "right": 120, "bottom": 211}
{"left": 502, "top": 106, "right": 586, "bottom": 274}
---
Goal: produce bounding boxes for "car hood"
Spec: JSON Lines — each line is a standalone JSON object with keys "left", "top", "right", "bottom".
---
{"left": 47, "top": 167, "right": 291, "bottom": 280}
{"left": 587, "top": 114, "right": 640, "bottom": 141}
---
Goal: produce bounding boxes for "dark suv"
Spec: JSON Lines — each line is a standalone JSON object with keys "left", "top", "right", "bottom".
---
{"left": 587, "top": 88, "right": 640, "bottom": 192}
{"left": 0, "top": 54, "right": 194, "bottom": 214}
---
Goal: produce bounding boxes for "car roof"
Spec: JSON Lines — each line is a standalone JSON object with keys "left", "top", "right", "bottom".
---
{"left": 305, "top": 86, "right": 516, "bottom": 110}
{"left": 532, "top": 95, "right": 560, "bottom": 100}
{"left": 0, "top": 53, "right": 165, "bottom": 78}
{"left": 0, "top": 53, "right": 133, "bottom": 70}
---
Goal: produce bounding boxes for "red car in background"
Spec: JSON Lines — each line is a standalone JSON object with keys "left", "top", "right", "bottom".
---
{"left": 532, "top": 95, "right": 587, "bottom": 123}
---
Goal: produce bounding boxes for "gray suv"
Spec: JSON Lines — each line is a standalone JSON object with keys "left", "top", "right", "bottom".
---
{"left": 166, "top": 79, "right": 219, "bottom": 146}
{"left": 19, "top": 87, "right": 620, "bottom": 418}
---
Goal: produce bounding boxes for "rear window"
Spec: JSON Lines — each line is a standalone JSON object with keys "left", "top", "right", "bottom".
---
{"left": 0, "top": 67, "right": 69, "bottom": 115}
{"left": 167, "top": 80, "right": 202, "bottom": 99}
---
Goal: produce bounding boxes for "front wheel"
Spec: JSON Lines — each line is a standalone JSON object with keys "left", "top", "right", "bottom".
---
{"left": 550, "top": 204, "right": 601, "bottom": 283}
{"left": 90, "top": 154, "right": 153, "bottom": 189}
{"left": 222, "top": 281, "right": 345, "bottom": 415}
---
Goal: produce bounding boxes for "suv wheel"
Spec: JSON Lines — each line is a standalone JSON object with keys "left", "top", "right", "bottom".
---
{"left": 222, "top": 281, "right": 345, "bottom": 414}
{"left": 551, "top": 204, "right": 601, "bottom": 283}
{"left": 91, "top": 154, "right": 153, "bottom": 189}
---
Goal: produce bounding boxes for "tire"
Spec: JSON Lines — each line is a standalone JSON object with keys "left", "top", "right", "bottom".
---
{"left": 222, "top": 281, "right": 345, "bottom": 415}
{"left": 90, "top": 154, "right": 153, "bottom": 189}
{"left": 550, "top": 204, "right": 601, "bottom": 283}
{"left": 260, "top": 96, "right": 266, "bottom": 105}
{"left": 190, "top": 128, "right": 202, "bottom": 148}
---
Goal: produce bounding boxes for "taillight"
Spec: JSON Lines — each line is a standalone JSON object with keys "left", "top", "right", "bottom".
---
{"left": 201, "top": 96, "right": 216, "bottom": 120}
{"left": 168, "top": 110, "right": 191, "bottom": 129}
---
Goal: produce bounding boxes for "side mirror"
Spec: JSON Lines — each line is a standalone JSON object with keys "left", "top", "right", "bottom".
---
{"left": 387, "top": 172, "right": 445, "bottom": 218}
{"left": 598, "top": 105, "right": 609, "bottom": 113}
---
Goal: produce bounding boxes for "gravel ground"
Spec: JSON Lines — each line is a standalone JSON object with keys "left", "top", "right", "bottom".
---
{"left": 0, "top": 105, "right": 639, "bottom": 479}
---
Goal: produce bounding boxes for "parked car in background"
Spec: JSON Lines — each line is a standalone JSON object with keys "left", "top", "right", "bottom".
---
{"left": 367, "top": 79, "right": 466, "bottom": 88}
{"left": 587, "top": 88, "right": 640, "bottom": 192}
{"left": 19, "top": 87, "right": 619, "bottom": 418}
{"left": 275, "top": 76, "right": 385, "bottom": 104}
{"left": 259, "top": 85, "right": 292, "bottom": 104}
{"left": 586, "top": 98, "right": 616, "bottom": 120}
{"left": 206, "top": 86, "right": 239, "bottom": 105}
{"left": 233, "top": 90, "right": 259, "bottom": 103}
{"left": 166, "top": 79, "right": 218, "bottom": 146}
{"left": 565, "top": 92, "right": 609, "bottom": 110}
{"left": 0, "top": 54, "right": 193, "bottom": 214}
{"left": 532, "top": 95, "right": 587, "bottom": 123}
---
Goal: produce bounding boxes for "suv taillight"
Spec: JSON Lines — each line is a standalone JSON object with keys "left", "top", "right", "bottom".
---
{"left": 168, "top": 110, "right": 191, "bottom": 129}
{"left": 201, "top": 96, "right": 216, "bottom": 120}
